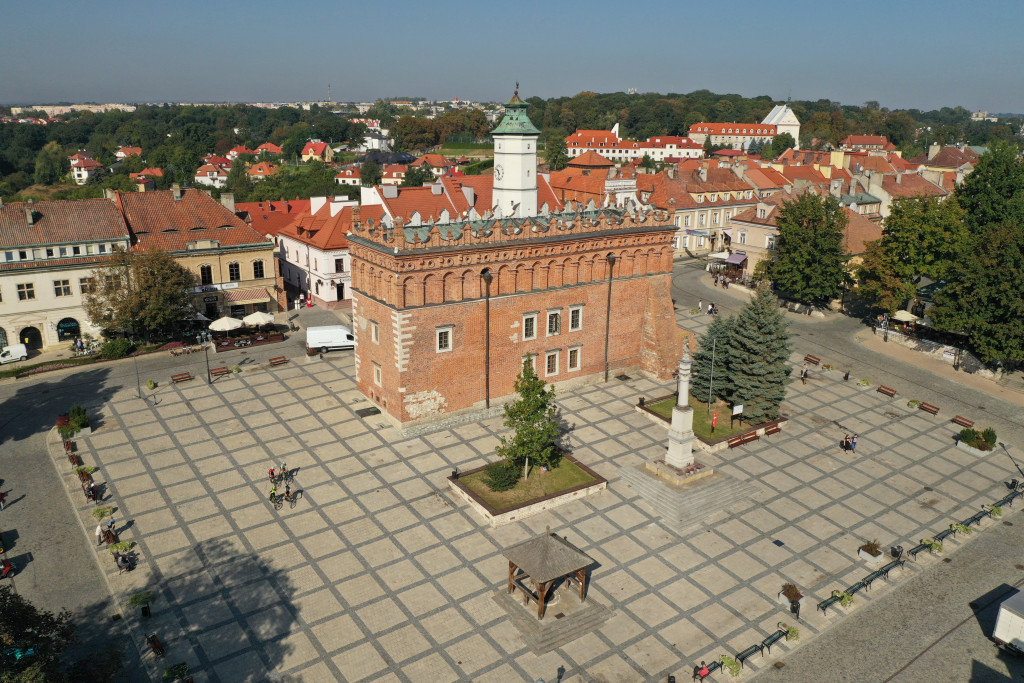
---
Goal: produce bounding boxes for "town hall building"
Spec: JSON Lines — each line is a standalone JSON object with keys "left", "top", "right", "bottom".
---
{"left": 348, "top": 90, "right": 691, "bottom": 430}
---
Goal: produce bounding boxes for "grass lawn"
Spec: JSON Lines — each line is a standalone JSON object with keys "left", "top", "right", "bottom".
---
{"left": 645, "top": 394, "right": 746, "bottom": 440}
{"left": 460, "top": 459, "right": 595, "bottom": 511}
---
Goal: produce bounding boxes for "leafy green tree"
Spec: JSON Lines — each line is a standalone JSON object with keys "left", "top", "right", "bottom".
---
{"left": 544, "top": 135, "right": 569, "bottom": 170}
{"left": 494, "top": 358, "right": 564, "bottom": 475}
{"left": 361, "top": 160, "right": 383, "bottom": 187}
{"left": 772, "top": 193, "right": 850, "bottom": 304}
{"left": 726, "top": 284, "right": 793, "bottom": 422}
{"left": 84, "top": 247, "right": 195, "bottom": 338}
{"left": 856, "top": 239, "right": 918, "bottom": 315}
{"left": 401, "top": 165, "right": 434, "bottom": 187}
{"left": 954, "top": 141, "right": 1024, "bottom": 233}
{"left": 226, "top": 159, "right": 255, "bottom": 199}
{"left": 33, "top": 141, "right": 67, "bottom": 185}
{"left": 691, "top": 314, "right": 735, "bottom": 404}
{"left": 0, "top": 585, "right": 76, "bottom": 679}
{"left": 639, "top": 153, "right": 656, "bottom": 171}
{"left": 881, "top": 196, "right": 968, "bottom": 282}
{"left": 929, "top": 222, "right": 1024, "bottom": 364}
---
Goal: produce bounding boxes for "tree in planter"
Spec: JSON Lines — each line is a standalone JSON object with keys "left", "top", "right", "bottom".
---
{"left": 771, "top": 192, "right": 849, "bottom": 305}
{"left": 690, "top": 314, "right": 735, "bottom": 405}
{"left": 726, "top": 284, "right": 793, "bottom": 423}
{"left": 486, "top": 358, "right": 564, "bottom": 492}
{"left": 0, "top": 585, "right": 76, "bottom": 679}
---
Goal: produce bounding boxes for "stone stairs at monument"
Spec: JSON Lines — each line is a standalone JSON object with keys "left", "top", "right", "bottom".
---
{"left": 493, "top": 591, "right": 613, "bottom": 655}
{"left": 618, "top": 465, "right": 760, "bottom": 530}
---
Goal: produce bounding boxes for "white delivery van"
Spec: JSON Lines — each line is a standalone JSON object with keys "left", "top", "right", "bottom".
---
{"left": 0, "top": 344, "right": 28, "bottom": 364}
{"left": 994, "top": 590, "right": 1024, "bottom": 656}
{"left": 305, "top": 325, "right": 354, "bottom": 353}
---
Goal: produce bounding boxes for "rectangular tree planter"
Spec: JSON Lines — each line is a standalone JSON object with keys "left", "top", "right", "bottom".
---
{"left": 956, "top": 440, "right": 992, "bottom": 457}
{"left": 448, "top": 454, "right": 607, "bottom": 527}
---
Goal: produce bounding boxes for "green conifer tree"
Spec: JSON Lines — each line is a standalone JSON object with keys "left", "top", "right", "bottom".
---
{"left": 726, "top": 284, "right": 793, "bottom": 422}
{"left": 495, "top": 358, "right": 564, "bottom": 473}
{"left": 691, "top": 314, "right": 735, "bottom": 404}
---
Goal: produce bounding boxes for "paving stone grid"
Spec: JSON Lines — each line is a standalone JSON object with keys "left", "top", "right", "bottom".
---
{"left": 70, "top": 309, "right": 1018, "bottom": 682}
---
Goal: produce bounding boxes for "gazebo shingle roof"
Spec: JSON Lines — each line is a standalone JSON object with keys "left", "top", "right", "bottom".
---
{"left": 502, "top": 532, "right": 594, "bottom": 584}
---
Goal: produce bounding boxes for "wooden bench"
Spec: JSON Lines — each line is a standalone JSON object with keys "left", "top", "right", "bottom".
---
{"left": 880, "top": 559, "right": 905, "bottom": 580}
{"left": 817, "top": 594, "right": 842, "bottom": 615}
{"left": 862, "top": 569, "right": 886, "bottom": 590}
{"left": 761, "top": 629, "right": 787, "bottom": 654}
{"left": 268, "top": 356, "right": 287, "bottom": 367}
{"left": 918, "top": 402, "right": 940, "bottom": 415}
{"left": 727, "top": 431, "right": 760, "bottom": 448}
{"left": 907, "top": 543, "right": 930, "bottom": 560}
{"left": 803, "top": 354, "right": 821, "bottom": 365}
{"left": 765, "top": 424, "right": 782, "bottom": 436}
{"left": 170, "top": 372, "right": 193, "bottom": 384}
{"left": 952, "top": 415, "right": 974, "bottom": 429}
{"left": 146, "top": 634, "right": 164, "bottom": 658}
{"left": 693, "top": 660, "right": 722, "bottom": 681}
{"left": 209, "top": 366, "right": 230, "bottom": 378}
{"left": 77, "top": 470, "right": 91, "bottom": 483}
{"left": 736, "top": 644, "right": 763, "bottom": 668}
{"left": 877, "top": 385, "right": 897, "bottom": 398}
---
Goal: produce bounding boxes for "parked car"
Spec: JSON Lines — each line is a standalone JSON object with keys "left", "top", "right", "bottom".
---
{"left": 0, "top": 344, "right": 28, "bottom": 364}
{"left": 305, "top": 325, "right": 354, "bottom": 353}
{"left": 993, "top": 590, "right": 1024, "bottom": 656}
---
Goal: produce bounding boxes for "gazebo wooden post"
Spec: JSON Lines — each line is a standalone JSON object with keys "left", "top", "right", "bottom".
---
{"left": 508, "top": 561, "right": 517, "bottom": 595}
{"left": 536, "top": 578, "right": 551, "bottom": 619}
{"left": 575, "top": 567, "right": 587, "bottom": 601}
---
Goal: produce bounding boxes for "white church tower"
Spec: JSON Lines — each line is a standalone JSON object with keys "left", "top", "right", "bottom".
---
{"left": 491, "top": 84, "right": 539, "bottom": 218}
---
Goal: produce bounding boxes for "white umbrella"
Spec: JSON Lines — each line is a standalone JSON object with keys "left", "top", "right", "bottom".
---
{"left": 193, "top": 312, "right": 211, "bottom": 322}
{"left": 893, "top": 310, "right": 920, "bottom": 322}
{"left": 243, "top": 311, "right": 275, "bottom": 326}
{"left": 209, "top": 316, "right": 244, "bottom": 331}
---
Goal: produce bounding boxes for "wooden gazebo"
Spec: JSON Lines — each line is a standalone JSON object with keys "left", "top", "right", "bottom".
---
{"left": 503, "top": 529, "right": 595, "bottom": 619}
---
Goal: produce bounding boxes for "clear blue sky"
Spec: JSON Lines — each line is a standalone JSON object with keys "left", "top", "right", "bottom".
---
{"left": 4, "top": 0, "right": 1024, "bottom": 112}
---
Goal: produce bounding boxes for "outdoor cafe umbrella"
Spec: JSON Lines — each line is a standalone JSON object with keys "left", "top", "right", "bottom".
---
{"left": 208, "top": 316, "right": 244, "bottom": 332}
{"left": 242, "top": 311, "right": 275, "bottom": 326}
{"left": 892, "top": 310, "right": 920, "bottom": 323}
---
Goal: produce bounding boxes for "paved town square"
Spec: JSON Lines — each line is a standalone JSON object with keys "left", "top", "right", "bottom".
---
{"left": 43, "top": 302, "right": 1020, "bottom": 682}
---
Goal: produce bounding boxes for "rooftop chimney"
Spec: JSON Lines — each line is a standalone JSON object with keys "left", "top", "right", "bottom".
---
{"left": 431, "top": 183, "right": 443, "bottom": 195}
{"left": 172, "top": 183, "right": 182, "bottom": 201}
{"left": 382, "top": 185, "right": 398, "bottom": 199}
{"left": 928, "top": 142, "right": 941, "bottom": 160}
{"left": 698, "top": 166, "right": 707, "bottom": 182}
{"left": 220, "top": 192, "right": 235, "bottom": 213}
{"left": 25, "top": 207, "right": 36, "bottom": 226}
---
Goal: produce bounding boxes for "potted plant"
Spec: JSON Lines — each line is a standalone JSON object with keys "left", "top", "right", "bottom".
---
{"left": 986, "top": 504, "right": 1003, "bottom": 518}
{"left": 75, "top": 465, "right": 97, "bottom": 483}
{"left": 857, "top": 378, "right": 870, "bottom": 387}
{"left": 57, "top": 424, "right": 76, "bottom": 443}
{"left": 69, "top": 404, "right": 91, "bottom": 435}
{"left": 130, "top": 591, "right": 156, "bottom": 618}
{"left": 921, "top": 538, "right": 943, "bottom": 554}
{"left": 834, "top": 590, "right": 854, "bottom": 608}
{"left": 92, "top": 506, "right": 116, "bottom": 521}
{"left": 907, "top": 399, "right": 921, "bottom": 408}
{"left": 952, "top": 522, "right": 971, "bottom": 536}
{"left": 163, "top": 663, "right": 190, "bottom": 682}
{"left": 779, "top": 621, "right": 800, "bottom": 641}
{"left": 146, "top": 379, "right": 157, "bottom": 390}
{"left": 778, "top": 583, "right": 802, "bottom": 604}
{"left": 858, "top": 539, "right": 884, "bottom": 564}
{"left": 720, "top": 654, "right": 740, "bottom": 677}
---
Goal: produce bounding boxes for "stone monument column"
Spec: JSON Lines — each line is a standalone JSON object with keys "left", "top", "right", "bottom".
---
{"left": 665, "top": 349, "right": 695, "bottom": 469}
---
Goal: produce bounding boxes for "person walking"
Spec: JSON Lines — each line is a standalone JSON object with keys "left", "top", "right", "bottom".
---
{"left": 851, "top": 434, "right": 858, "bottom": 453}
{"left": 707, "top": 302, "right": 714, "bottom": 315}
{"left": 96, "top": 523, "right": 104, "bottom": 546}
{"left": 698, "top": 299, "right": 703, "bottom": 314}
{"left": 801, "top": 364, "right": 809, "bottom": 385}
{"left": 0, "top": 490, "right": 5, "bottom": 511}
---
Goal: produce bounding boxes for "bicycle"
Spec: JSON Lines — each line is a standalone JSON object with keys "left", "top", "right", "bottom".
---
{"left": 269, "top": 487, "right": 282, "bottom": 510}
{"left": 283, "top": 487, "right": 300, "bottom": 509}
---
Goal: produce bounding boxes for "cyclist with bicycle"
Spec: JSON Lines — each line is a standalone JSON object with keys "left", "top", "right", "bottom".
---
{"left": 267, "top": 467, "right": 276, "bottom": 484}
{"left": 279, "top": 463, "right": 288, "bottom": 482}
{"left": 283, "top": 484, "right": 292, "bottom": 502}
{"left": 269, "top": 485, "right": 277, "bottom": 503}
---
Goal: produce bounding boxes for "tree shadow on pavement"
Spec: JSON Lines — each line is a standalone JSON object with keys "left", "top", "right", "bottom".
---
{"left": 0, "top": 367, "right": 117, "bottom": 446}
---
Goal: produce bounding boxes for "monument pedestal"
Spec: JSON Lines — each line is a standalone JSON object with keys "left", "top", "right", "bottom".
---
{"left": 644, "top": 458, "right": 714, "bottom": 486}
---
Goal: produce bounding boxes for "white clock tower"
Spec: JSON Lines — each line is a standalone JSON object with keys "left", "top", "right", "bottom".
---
{"left": 491, "top": 85, "right": 539, "bottom": 218}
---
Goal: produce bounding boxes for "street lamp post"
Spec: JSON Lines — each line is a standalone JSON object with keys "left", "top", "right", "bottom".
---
{"left": 480, "top": 269, "right": 492, "bottom": 410}
{"left": 603, "top": 253, "right": 617, "bottom": 383}
{"left": 999, "top": 442, "right": 1024, "bottom": 482}
{"left": 202, "top": 331, "right": 213, "bottom": 384}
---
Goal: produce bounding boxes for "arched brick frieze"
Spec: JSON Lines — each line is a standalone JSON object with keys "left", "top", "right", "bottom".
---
{"left": 579, "top": 256, "right": 593, "bottom": 283}
{"left": 424, "top": 273, "right": 443, "bottom": 305}
{"left": 531, "top": 261, "right": 547, "bottom": 290}
{"left": 562, "top": 257, "right": 578, "bottom": 286}
{"left": 463, "top": 270, "right": 481, "bottom": 299}
{"left": 403, "top": 275, "right": 424, "bottom": 308}
{"left": 442, "top": 271, "right": 461, "bottom": 302}
{"left": 546, "top": 259, "right": 562, "bottom": 289}
{"left": 498, "top": 265, "right": 515, "bottom": 295}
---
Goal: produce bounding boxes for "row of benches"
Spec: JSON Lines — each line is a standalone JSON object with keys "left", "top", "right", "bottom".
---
{"left": 726, "top": 424, "right": 782, "bottom": 448}
{"left": 817, "top": 559, "right": 906, "bottom": 615}
{"left": 169, "top": 356, "right": 288, "bottom": 384}
{"left": 692, "top": 627, "right": 790, "bottom": 680}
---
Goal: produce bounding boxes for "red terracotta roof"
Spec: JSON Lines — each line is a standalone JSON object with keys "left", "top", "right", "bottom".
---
{"left": 222, "top": 287, "right": 272, "bottom": 303}
{"left": 129, "top": 167, "right": 164, "bottom": 180}
{"left": 116, "top": 146, "right": 142, "bottom": 157}
{"left": 302, "top": 141, "right": 329, "bottom": 156}
{"left": 567, "top": 150, "right": 614, "bottom": 168}
{"left": 881, "top": 174, "right": 947, "bottom": 198}
{"left": 248, "top": 162, "right": 278, "bottom": 177}
{"left": 843, "top": 209, "right": 883, "bottom": 255}
{"left": 255, "top": 142, "right": 283, "bottom": 155}
{"left": 229, "top": 146, "right": 255, "bottom": 157}
{"left": 236, "top": 198, "right": 311, "bottom": 237}
{"left": 119, "top": 189, "right": 267, "bottom": 252}
{"left": 204, "top": 155, "right": 231, "bottom": 167}
{"left": 0, "top": 198, "right": 129, "bottom": 248}
{"left": 842, "top": 135, "right": 890, "bottom": 147}
{"left": 412, "top": 154, "right": 451, "bottom": 168}
{"left": 195, "top": 164, "right": 228, "bottom": 178}
{"left": 281, "top": 204, "right": 385, "bottom": 251}
{"left": 335, "top": 168, "right": 361, "bottom": 178}
{"left": 72, "top": 158, "right": 103, "bottom": 170}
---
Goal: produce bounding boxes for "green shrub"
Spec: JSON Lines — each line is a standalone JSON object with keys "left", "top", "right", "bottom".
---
{"left": 959, "top": 427, "right": 977, "bottom": 443}
{"left": 146, "top": 379, "right": 157, "bottom": 390}
{"left": 100, "top": 338, "right": 135, "bottom": 359}
{"left": 483, "top": 461, "right": 521, "bottom": 492}
{"left": 720, "top": 655, "right": 740, "bottom": 676}
{"left": 69, "top": 404, "right": 89, "bottom": 430}
{"left": 57, "top": 424, "right": 76, "bottom": 441}
{"left": 163, "top": 663, "right": 189, "bottom": 681}
{"left": 92, "top": 507, "right": 115, "bottom": 520}
{"left": 129, "top": 591, "right": 156, "bottom": 607}
{"left": 982, "top": 427, "right": 997, "bottom": 446}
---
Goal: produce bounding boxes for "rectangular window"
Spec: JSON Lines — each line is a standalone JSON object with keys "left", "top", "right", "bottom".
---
{"left": 699, "top": 213, "right": 706, "bottom": 226}
{"left": 334, "top": 258, "right": 346, "bottom": 273}
{"left": 737, "top": 231, "right": 747, "bottom": 245}
{"left": 547, "top": 311, "right": 560, "bottom": 336}
{"left": 371, "top": 321, "right": 380, "bottom": 344}
{"left": 46, "top": 248, "right": 54, "bottom": 258}
{"left": 59, "top": 247, "right": 67, "bottom": 257}
{"left": 18, "top": 250, "right": 27, "bottom": 260}
{"left": 545, "top": 351, "right": 558, "bottom": 377}
{"left": 568, "top": 346, "right": 581, "bottom": 371}
{"left": 4, "top": 252, "right": 12, "bottom": 262}
{"left": 253, "top": 261, "right": 265, "bottom": 279}
{"left": 683, "top": 214, "right": 691, "bottom": 228}
{"left": 17, "top": 283, "right": 35, "bottom": 301}
{"left": 228, "top": 263, "right": 240, "bottom": 281}
{"left": 72, "top": 246, "right": 81, "bottom": 255}
{"left": 98, "top": 244, "right": 107, "bottom": 253}
{"left": 523, "top": 313, "right": 537, "bottom": 341}
{"left": 766, "top": 235, "right": 777, "bottom": 250}
{"left": 436, "top": 326, "right": 453, "bottom": 353}
{"left": 373, "top": 362, "right": 382, "bottom": 386}
{"left": 80, "top": 278, "right": 96, "bottom": 294}
{"left": 54, "top": 280, "right": 72, "bottom": 297}
{"left": 712, "top": 212, "right": 719, "bottom": 225}
{"left": 569, "top": 306, "right": 582, "bottom": 332}
{"left": 672, "top": 235, "right": 682, "bottom": 250}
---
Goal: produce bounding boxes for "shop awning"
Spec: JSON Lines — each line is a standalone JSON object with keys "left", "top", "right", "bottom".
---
{"left": 725, "top": 253, "right": 748, "bottom": 265}
{"left": 708, "top": 251, "right": 730, "bottom": 260}
{"left": 685, "top": 229, "right": 710, "bottom": 236}
{"left": 722, "top": 228, "right": 732, "bottom": 237}
{"left": 221, "top": 287, "right": 272, "bottom": 304}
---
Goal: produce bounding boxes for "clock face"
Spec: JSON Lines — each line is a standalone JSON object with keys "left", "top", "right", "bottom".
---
{"left": 494, "top": 164, "right": 504, "bottom": 181}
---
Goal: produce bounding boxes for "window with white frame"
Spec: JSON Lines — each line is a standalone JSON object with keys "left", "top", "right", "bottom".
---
{"left": 54, "top": 279, "right": 71, "bottom": 297}
{"left": 699, "top": 213, "right": 706, "bottom": 226}
{"left": 547, "top": 310, "right": 560, "bottom": 336}
{"left": 766, "top": 235, "right": 777, "bottom": 250}
{"left": 545, "top": 351, "right": 558, "bottom": 376}
{"left": 568, "top": 346, "right": 581, "bottom": 371}
{"left": 373, "top": 362, "right": 382, "bottom": 386}
{"left": 436, "top": 325, "right": 453, "bottom": 352}
{"left": 672, "top": 235, "right": 682, "bottom": 250}
{"left": 712, "top": 212, "right": 719, "bottom": 225}
{"left": 370, "top": 320, "right": 380, "bottom": 344}
{"left": 521, "top": 354, "right": 537, "bottom": 372}
{"left": 569, "top": 306, "right": 582, "bottom": 332}
{"left": 253, "top": 260, "right": 265, "bottom": 279}
{"left": 737, "top": 231, "right": 747, "bottom": 245}
{"left": 522, "top": 313, "right": 537, "bottom": 340}
{"left": 16, "top": 283, "right": 34, "bottom": 301}
{"left": 683, "top": 214, "right": 691, "bottom": 228}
